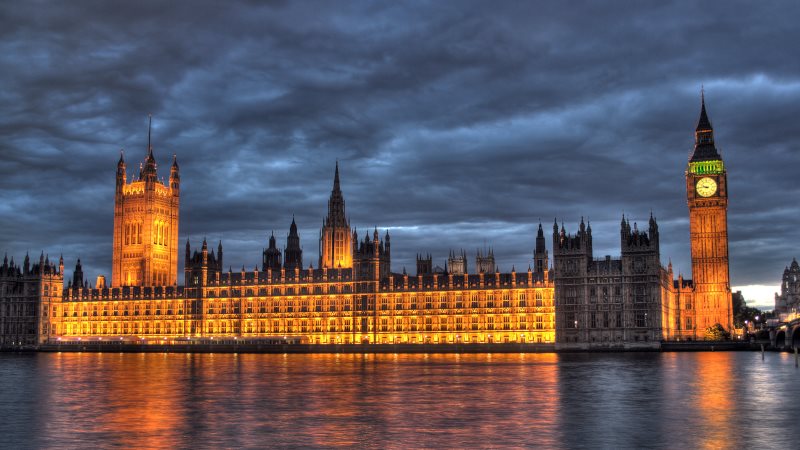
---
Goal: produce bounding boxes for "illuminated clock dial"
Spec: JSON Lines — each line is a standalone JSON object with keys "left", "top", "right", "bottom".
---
{"left": 696, "top": 177, "right": 717, "bottom": 197}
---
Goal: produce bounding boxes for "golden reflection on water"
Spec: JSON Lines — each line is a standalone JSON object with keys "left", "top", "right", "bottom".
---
{"left": 693, "top": 352, "right": 736, "bottom": 450}
{"left": 37, "top": 352, "right": 561, "bottom": 448}
{"left": 44, "top": 352, "right": 188, "bottom": 449}
{"left": 17, "top": 351, "right": 797, "bottom": 449}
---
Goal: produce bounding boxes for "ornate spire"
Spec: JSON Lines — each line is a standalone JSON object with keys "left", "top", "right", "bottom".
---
{"left": 324, "top": 162, "right": 348, "bottom": 228}
{"left": 140, "top": 115, "right": 158, "bottom": 181}
{"left": 690, "top": 91, "right": 721, "bottom": 162}
{"left": 147, "top": 114, "right": 153, "bottom": 157}
{"left": 334, "top": 159, "right": 341, "bottom": 192}
{"left": 285, "top": 216, "right": 303, "bottom": 270}
{"left": 696, "top": 90, "right": 712, "bottom": 132}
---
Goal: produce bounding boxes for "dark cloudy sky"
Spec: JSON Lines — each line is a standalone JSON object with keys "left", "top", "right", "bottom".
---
{"left": 1, "top": 1, "right": 798, "bottom": 308}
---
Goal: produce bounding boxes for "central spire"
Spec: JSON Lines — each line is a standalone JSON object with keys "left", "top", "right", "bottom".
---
{"left": 325, "top": 161, "right": 347, "bottom": 228}
{"left": 333, "top": 160, "right": 341, "bottom": 192}
{"left": 319, "top": 162, "right": 353, "bottom": 269}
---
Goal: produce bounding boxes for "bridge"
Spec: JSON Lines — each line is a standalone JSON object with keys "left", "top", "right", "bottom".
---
{"left": 770, "top": 312, "right": 800, "bottom": 350}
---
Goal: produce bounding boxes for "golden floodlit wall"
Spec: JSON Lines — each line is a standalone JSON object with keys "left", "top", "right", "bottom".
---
{"left": 112, "top": 125, "right": 180, "bottom": 288}
{"left": 54, "top": 268, "right": 555, "bottom": 344}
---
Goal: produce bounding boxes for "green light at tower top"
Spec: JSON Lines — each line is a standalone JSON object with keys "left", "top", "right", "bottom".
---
{"left": 689, "top": 160, "right": 724, "bottom": 175}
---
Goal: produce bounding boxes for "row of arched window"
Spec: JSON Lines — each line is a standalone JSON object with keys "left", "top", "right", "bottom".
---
{"left": 153, "top": 220, "right": 170, "bottom": 246}
{"left": 123, "top": 220, "right": 171, "bottom": 246}
{"left": 124, "top": 222, "right": 142, "bottom": 245}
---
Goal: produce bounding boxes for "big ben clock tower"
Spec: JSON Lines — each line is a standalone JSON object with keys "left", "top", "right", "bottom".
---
{"left": 686, "top": 93, "right": 733, "bottom": 334}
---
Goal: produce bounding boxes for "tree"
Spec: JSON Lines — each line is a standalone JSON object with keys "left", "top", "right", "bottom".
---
{"left": 705, "top": 323, "right": 731, "bottom": 341}
{"left": 732, "top": 291, "right": 763, "bottom": 329}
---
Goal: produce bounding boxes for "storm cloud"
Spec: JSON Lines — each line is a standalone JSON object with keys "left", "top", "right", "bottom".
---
{"left": 1, "top": 1, "right": 799, "bottom": 308}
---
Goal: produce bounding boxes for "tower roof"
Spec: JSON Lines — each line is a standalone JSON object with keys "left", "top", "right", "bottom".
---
{"left": 689, "top": 93, "right": 722, "bottom": 163}
{"left": 696, "top": 92, "right": 712, "bottom": 132}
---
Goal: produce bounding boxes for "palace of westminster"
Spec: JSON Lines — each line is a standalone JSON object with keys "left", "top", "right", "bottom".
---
{"left": 0, "top": 99, "right": 744, "bottom": 348}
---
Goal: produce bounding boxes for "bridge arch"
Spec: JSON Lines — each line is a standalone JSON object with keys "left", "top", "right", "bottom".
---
{"left": 774, "top": 331, "right": 786, "bottom": 349}
{"left": 792, "top": 327, "right": 800, "bottom": 349}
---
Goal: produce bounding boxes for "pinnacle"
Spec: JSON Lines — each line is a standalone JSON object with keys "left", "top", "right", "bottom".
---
{"left": 696, "top": 91, "right": 712, "bottom": 132}
{"left": 333, "top": 160, "right": 341, "bottom": 192}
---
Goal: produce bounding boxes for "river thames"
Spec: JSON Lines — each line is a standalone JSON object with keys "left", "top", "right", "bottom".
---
{"left": 0, "top": 351, "right": 797, "bottom": 448}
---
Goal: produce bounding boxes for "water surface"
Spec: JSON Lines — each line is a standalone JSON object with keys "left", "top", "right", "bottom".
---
{"left": 0, "top": 352, "right": 797, "bottom": 448}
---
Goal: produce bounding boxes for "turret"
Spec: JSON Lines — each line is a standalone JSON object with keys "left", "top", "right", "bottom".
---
{"left": 476, "top": 248, "right": 495, "bottom": 273}
{"left": 553, "top": 218, "right": 592, "bottom": 255}
{"left": 217, "top": 241, "right": 223, "bottom": 272}
{"left": 416, "top": 253, "right": 432, "bottom": 275}
{"left": 72, "top": 258, "right": 84, "bottom": 288}
{"left": 534, "top": 221, "right": 549, "bottom": 279}
{"left": 284, "top": 216, "right": 303, "bottom": 270}
{"left": 263, "top": 231, "right": 282, "bottom": 271}
{"left": 620, "top": 215, "right": 660, "bottom": 266}
{"left": 116, "top": 150, "right": 126, "bottom": 194}
{"left": 447, "top": 250, "right": 467, "bottom": 275}
{"left": 169, "top": 154, "right": 180, "bottom": 192}
{"left": 648, "top": 212, "right": 659, "bottom": 246}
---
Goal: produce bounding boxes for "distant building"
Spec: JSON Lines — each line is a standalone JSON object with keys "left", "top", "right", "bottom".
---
{"left": 447, "top": 250, "right": 468, "bottom": 275}
{"left": 775, "top": 258, "right": 800, "bottom": 319}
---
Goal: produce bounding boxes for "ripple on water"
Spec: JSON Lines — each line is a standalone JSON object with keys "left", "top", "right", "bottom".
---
{"left": 0, "top": 352, "right": 797, "bottom": 449}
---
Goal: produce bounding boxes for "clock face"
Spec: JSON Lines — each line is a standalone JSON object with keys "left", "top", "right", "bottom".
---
{"left": 696, "top": 177, "right": 717, "bottom": 197}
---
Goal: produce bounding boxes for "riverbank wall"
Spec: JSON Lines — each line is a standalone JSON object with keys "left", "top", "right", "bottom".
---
{"left": 1, "top": 341, "right": 787, "bottom": 354}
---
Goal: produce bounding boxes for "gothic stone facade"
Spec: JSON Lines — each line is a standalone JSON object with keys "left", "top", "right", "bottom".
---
{"left": 0, "top": 254, "right": 63, "bottom": 346}
{"left": 552, "top": 217, "right": 675, "bottom": 349}
{"left": 112, "top": 119, "right": 180, "bottom": 287}
{"left": 0, "top": 99, "right": 735, "bottom": 347}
